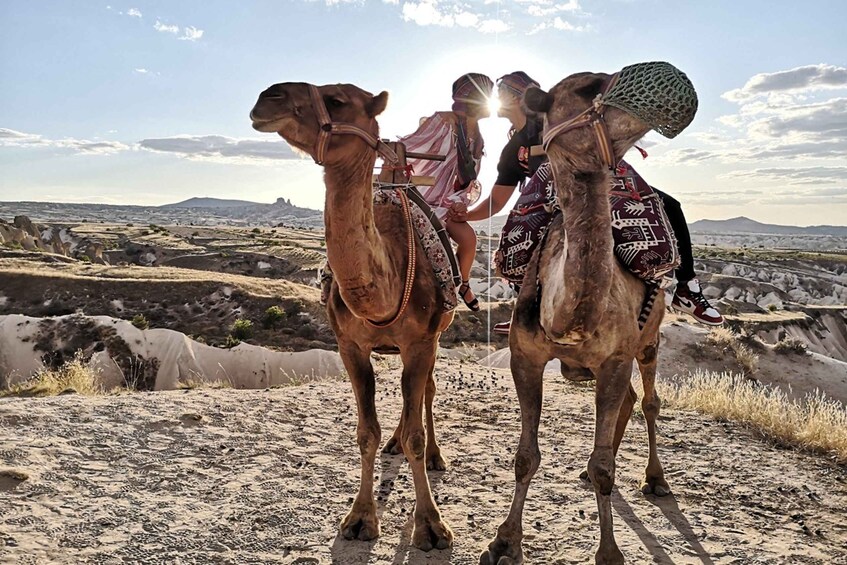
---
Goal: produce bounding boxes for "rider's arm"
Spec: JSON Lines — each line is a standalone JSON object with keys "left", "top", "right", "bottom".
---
{"left": 466, "top": 184, "right": 518, "bottom": 221}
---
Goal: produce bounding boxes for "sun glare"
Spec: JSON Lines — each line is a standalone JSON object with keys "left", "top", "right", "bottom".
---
{"left": 487, "top": 96, "right": 501, "bottom": 115}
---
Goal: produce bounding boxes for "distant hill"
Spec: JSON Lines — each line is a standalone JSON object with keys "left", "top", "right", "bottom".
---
{"left": 160, "top": 197, "right": 263, "bottom": 209}
{"left": 690, "top": 216, "right": 847, "bottom": 237}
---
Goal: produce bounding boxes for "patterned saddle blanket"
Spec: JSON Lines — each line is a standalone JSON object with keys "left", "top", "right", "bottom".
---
{"left": 373, "top": 183, "right": 460, "bottom": 312}
{"left": 495, "top": 160, "right": 679, "bottom": 285}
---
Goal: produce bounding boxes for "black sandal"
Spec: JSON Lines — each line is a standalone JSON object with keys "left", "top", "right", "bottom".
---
{"left": 458, "top": 281, "right": 480, "bottom": 312}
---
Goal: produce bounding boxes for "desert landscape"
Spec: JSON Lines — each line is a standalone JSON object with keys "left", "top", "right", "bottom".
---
{"left": 1, "top": 202, "right": 846, "bottom": 564}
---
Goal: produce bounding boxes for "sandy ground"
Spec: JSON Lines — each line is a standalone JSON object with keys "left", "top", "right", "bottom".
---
{"left": 1, "top": 358, "right": 846, "bottom": 564}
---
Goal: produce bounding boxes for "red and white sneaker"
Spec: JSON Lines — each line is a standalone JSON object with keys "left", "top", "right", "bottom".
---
{"left": 493, "top": 321, "right": 511, "bottom": 335}
{"left": 672, "top": 279, "right": 723, "bottom": 325}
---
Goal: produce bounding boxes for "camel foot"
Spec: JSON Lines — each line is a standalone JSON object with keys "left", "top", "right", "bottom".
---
{"left": 640, "top": 475, "right": 671, "bottom": 497}
{"left": 382, "top": 437, "right": 404, "bottom": 455}
{"left": 426, "top": 450, "right": 447, "bottom": 471}
{"left": 595, "top": 543, "right": 624, "bottom": 565}
{"left": 479, "top": 536, "right": 523, "bottom": 565}
{"left": 413, "top": 513, "right": 453, "bottom": 551}
{"left": 340, "top": 505, "right": 380, "bottom": 541}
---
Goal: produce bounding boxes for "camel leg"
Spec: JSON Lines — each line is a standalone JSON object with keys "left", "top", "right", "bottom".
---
{"left": 480, "top": 350, "right": 546, "bottom": 565}
{"left": 425, "top": 367, "right": 447, "bottom": 471}
{"left": 612, "top": 383, "right": 637, "bottom": 456}
{"left": 589, "top": 360, "right": 631, "bottom": 565}
{"left": 338, "top": 341, "right": 381, "bottom": 541}
{"left": 637, "top": 340, "right": 670, "bottom": 496}
{"left": 383, "top": 420, "right": 404, "bottom": 455}
{"left": 401, "top": 341, "right": 453, "bottom": 551}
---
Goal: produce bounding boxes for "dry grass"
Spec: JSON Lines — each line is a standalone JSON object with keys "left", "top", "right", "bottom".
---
{"left": 706, "top": 327, "right": 759, "bottom": 375}
{"left": 1, "top": 353, "right": 103, "bottom": 398}
{"left": 659, "top": 369, "right": 847, "bottom": 463}
{"left": 176, "top": 378, "right": 232, "bottom": 390}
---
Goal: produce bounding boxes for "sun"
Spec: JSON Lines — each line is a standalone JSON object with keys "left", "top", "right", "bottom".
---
{"left": 487, "top": 95, "right": 501, "bottom": 115}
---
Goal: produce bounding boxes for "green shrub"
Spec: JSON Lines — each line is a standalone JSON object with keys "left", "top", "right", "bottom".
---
{"left": 224, "top": 335, "right": 241, "bottom": 348}
{"left": 131, "top": 314, "right": 149, "bottom": 330}
{"left": 262, "top": 306, "right": 286, "bottom": 329}
{"left": 768, "top": 304, "right": 778, "bottom": 312}
{"left": 251, "top": 227, "right": 261, "bottom": 234}
{"left": 231, "top": 319, "right": 254, "bottom": 340}
{"left": 80, "top": 255, "right": 91, "bottom": 263}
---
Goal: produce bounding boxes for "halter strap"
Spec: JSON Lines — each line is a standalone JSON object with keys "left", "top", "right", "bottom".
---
{"left": 541, "top": 73, "right": 619, "bottom": 170}
{"left": 308, "top": 85, "right": 399, "bottom": 166}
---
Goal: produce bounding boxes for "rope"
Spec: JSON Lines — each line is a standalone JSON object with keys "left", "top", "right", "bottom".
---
{"left": 365, "top": 187, "right": 416, "bottom": 328}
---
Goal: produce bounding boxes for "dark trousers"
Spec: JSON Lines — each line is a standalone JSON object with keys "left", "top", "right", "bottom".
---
{"left": 654, "top": 189, "right": 695, "bottom": 282}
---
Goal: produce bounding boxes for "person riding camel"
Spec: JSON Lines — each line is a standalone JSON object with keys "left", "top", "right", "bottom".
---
{"left": 400, "top": 72, "right": 494, "bottom": 311}
{"left": 454, "top": 71, "right": 723, "bottom": 332}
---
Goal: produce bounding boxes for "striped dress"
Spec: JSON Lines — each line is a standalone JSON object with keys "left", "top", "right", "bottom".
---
{"left": 398, "top": 112, "right": 482, "bottom": 222}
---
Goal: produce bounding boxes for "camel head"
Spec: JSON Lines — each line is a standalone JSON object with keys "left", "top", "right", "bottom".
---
{"left": 525, "top": 63, "right": 697, "bottom": 170}
{"left": 250, "top": 82, "right": 389, "bottom": 166}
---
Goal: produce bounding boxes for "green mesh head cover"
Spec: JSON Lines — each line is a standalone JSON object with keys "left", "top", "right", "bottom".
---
{"left": 601, "top": 62, "right": 698, "bottom": 139}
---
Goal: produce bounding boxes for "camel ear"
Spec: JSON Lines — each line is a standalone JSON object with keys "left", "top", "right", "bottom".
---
{"left": 574, "top": 77, "right": 606, "bottom": 100}
{"left": 367, "top": 91, "right": 389, "bottom": 117}
{"left": 524, "top": 87, "right": 553, "bottom": 113}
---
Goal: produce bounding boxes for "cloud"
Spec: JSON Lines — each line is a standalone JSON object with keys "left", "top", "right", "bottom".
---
{"left": 127, "top": 8, "right": 142, "bottom": 18}
{"left": 133, "top": 68, "right": 149, "bottom": 74}
{"left": 154, "top": 20, "right": 179, "bottom": 34}
{"left": 0, "top": 128, "right": 128, "bottom": 155}
{"left": 527, "top": 16, "right": 587, "bottom": 34}
{"left": 527, "top": 0, "right": 580, "bottom": 16}
{"left": 138, "top": 135, "right": 301, "bottom": 163}
{"left": 479, "top": 19, "right": 510, "bottom": 33}
{"left": 723, "top": 64, "right": 847, "bottom": 102}
{"left": 179, "top": 26, "right": 204, "bottom": 41}
{"left": 721, "top": 167, "right": 847, "bottom": 185}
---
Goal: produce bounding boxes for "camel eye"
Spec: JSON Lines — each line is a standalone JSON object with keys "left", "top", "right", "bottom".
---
{"left": 326, "top": 97, "right": 345, "bottom": 108}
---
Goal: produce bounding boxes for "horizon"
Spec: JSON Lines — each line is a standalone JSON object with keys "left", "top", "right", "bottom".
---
{"left": 3, "top": 197, "right": 846, "bottom": 229}
{"left": 2, "top": 1, "right": 846, "bottom": 225}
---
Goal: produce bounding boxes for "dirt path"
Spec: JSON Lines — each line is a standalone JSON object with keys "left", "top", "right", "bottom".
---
{"left": 1, "top": 360, "right": 845, "bottom": 564}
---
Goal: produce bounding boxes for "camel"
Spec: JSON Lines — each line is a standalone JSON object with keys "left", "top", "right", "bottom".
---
{"left": 480, "top": 69, "right": 694, "bottom": 564}
{"left": 250, "top": 82, "right": 455, "bottom": 551}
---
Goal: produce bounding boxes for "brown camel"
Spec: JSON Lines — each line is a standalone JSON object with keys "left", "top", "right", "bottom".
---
{"left": 480, "top": 69, "right": 692, "bottom": 564}
{"left": 250, "top": 82, "right": 455, "bottom": 551}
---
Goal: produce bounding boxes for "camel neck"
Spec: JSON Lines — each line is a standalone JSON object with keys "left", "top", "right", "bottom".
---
{"left": 545, "top": 155, "right": 615, "bottom": 340}
{"left": 323, "top": 155, "right": 400, "bottom": 319}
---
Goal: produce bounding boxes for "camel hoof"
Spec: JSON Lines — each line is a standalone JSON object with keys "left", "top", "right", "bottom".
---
{"left": 595, "top": 545, "right": 625, "bottom": 565}
{"left": 413, "top": 515, "right": 453, "bottom": 551}
{"left": 341, "top": 507, "right": 380, "bottom": 541}
{"left": 382, "top": 437, "right": 404, "bottom": 455}
{"left": 427, "top": 451, "right": 448, "bottom": 471}
{"left": 479, "top": 538, "right": 523, "bottom": 565}
{"left": 641, "top": 477, "right": 671, "bottom": 497}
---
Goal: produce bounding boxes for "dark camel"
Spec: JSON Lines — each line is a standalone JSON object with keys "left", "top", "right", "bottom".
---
{"left": 481, "top": 71, "right": 676, "bottom": 565}
{"left": 251, "top": 82, "right": 454, "bottom": 550}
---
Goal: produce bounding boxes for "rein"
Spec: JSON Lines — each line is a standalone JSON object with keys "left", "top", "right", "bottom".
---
{"left": 364, "top": 186, "right": 417, "bottom": 329}
{"left": 308, "top": 85, "right": 400, "bottom": 166}
{"left": 541, "top": 73, "right": 619, "bottom": 170}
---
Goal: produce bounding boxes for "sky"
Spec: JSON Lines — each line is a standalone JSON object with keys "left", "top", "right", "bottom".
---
{"left": 1, "top": 0, "right": 846, "bottom": 226}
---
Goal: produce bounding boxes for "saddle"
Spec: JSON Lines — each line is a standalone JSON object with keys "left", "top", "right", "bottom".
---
{"left": 495, "top": 160, "right": 679, "bottom": 285}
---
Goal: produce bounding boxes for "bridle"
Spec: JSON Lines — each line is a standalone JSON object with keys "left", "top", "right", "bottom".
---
{"left": 308, "top": 85, "right": 399, "bottom": 166}
{"left": 306, "top": 85, "right": 414, "bottom": 329}
{"left": 541, "top": 73, "right": 620, "bottom": 170}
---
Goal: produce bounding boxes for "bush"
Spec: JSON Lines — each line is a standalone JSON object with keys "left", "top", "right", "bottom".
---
{"left": 80, "top": 255, "right": 91, "bottom": 263}
{"left": 285, "top": 299, "right": 305, "bottom": 317}
{"left": 231, "top": 319, "right": 254, "bottom": 340}
{"left": 262, "top": 306, "right": 286, "bottom": 329}
{"left": 768, "top": 304, "right": 778, "bottom": 312}
{"left": 131, "top": 314, "right": 149, "bottom": 330}
{"left": 224, "top": 335, "right": 241, "bottom": 348}
{"left": 774, "top": 337, "right": 808, "bottom": 355}
{"left": 251, "top": 227, "right": 261, "bottom": 234}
